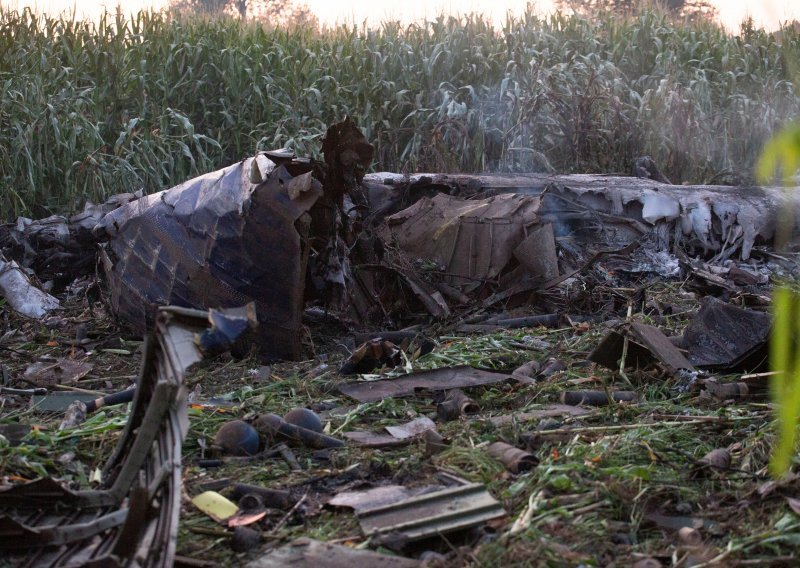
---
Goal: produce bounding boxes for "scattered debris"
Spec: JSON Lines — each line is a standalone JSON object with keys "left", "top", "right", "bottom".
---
{"left": 681, "top": 297, "right": 771, "bottom": 371}
{"left": 0, "top": 304, "right": 251, "bottom": 566}
{"left": 339, "top": 366, "right": 509, "bottom": 402}
{"left": 0, "top": 255, "right": 60, "bottom": 318}
{"left": 487, "top": 441, "right": 538, "bottom": 473}
{"left": 340, "top": 339, "right": 402, "bottom": 374}
{"left": 384, "top": 417, "right": 436, "bottom": 439}
{"left": 2, "top": 119, "right": 799, "bottom": 566}
{"left": 328, "top": 485, "right": 441, "bottom": 513}
{"left": 589, "top": 322, "right": 693, "bottom": 376}
{"left": 356, "top": 483, "right": 506, "bottom": 542}
{"left": 437, "top": 389, "right": 480, "bottom": 421}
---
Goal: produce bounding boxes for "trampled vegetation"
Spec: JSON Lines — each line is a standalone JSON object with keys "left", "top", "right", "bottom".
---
{"left": 0, "top": 6, "right": 799, "bottom": 217}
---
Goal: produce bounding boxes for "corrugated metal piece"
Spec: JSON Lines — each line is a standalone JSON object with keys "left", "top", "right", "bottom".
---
{"left": 357, "top": 483, "right": 506, "bottom": 541}
{"left": 0, "top": 305, "right": 246, "bottom": 567}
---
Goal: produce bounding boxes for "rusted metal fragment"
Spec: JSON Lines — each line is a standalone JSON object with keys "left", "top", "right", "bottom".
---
{"left": 356, "top": 483, "right": 506, "bottom": 542}
{"left": 437, "top": 389, "right": 480, "bottom": 421}
{"left": 0, "top": 305, "right": 245, "bottom": 566}
{"left": 339, "top": 365, "right": 509, "bottom": 403}
{"left": 487, "top": 442, "right": 538, "bottom": 473}
{"left": 385, "top": 193, "right": 542, "bottom": 286}
{"left": 589, "top": 322, "right": 693, "bottom": 375}
{"left": 247, "top": 537, "right": 420, "bottom": 567}
{"left": 682, "top": 297, "right": 771, "bottom": 371}
{"left": 97, "top": 160, "right": 321, "bottom": 360}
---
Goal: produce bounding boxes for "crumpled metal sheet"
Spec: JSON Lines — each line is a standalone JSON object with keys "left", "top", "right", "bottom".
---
{"left": 368, "top": 172, "right": 800, "bottom": 261}
{"left": 0, "top": 304, "right": 240, "bottom": 566}
{"left": 682, "top": 297, "right": 771, "bottom": 370}
{"left": 96, "top": 157, "right": 322, "bottom": 360}
{"left": 386, "top": 193, "right": 543, "bottom": 286}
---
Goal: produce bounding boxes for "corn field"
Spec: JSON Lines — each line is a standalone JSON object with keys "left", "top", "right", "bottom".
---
{"left": 1, "top": 6, "right": 799, "bottom": 218}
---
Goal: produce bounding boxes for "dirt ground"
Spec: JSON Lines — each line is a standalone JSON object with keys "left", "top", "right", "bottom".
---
{"left": 1, "top": 270, "right": 798, "bottom": 567}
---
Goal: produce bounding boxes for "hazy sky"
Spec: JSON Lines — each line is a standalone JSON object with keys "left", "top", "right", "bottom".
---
{"left": 4, "top": 0, "right": 800, "bottom": 31}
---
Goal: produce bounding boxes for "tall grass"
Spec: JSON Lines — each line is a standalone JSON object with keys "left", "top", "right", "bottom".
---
{"left": 1, "top": 6, "right": 798, "bottom": 218}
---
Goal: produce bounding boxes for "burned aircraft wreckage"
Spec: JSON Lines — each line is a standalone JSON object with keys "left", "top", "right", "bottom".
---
{"left": 1, "top": 118, "right": 799, "bottom": 565}
{"left": 4, "top": 118, "right": 795, "bottom": 360}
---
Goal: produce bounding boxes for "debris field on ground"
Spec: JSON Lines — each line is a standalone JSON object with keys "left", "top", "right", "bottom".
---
{"left": 1, "top": 119, "right": 799, "bottom": 567}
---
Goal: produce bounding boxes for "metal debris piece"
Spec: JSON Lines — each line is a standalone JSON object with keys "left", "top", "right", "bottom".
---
{"left": 343, "top": 430, "right": 412, "bottom": 448}
{"left": 511, "top": 360, "right": 541, "bottom": 384}
{"left": 345, "top": 417, "right": 437, "bottom": 448}
{"left": 589, "top": 322, "right": 693, "bottom": 375}
{"left": 385, "top": 193, "right": 543, "bottom": 285}
{"left": 0, "top": 305, "right": 249, "bottom": 566}
{"left": 356, "top": 483, "right": 506, "bottom": 542}
{"left": 384, "top": 417, "right": 436, "bottom": 440}
{"left": 340, "top": 338, "right": 401, "bottom": 375}
{"left": 487, "top": 442, "right": 538, "bottom": 473}
{"left": 368, "top": 171, "right": 800, "bottom": 260}
{"left": 91, "top": 118, "right": 380, "bottom": 361}
{"left": 328, "top": 485, "right": 441, "bottom": 513}
{"left": 196, "top": 302, "right": 258, "bottom": 357}
{"left": 560, "top": 390, "right": 638, "bottom": 406}
{"left": 423, "top": 429, "right": 448, "bottom": 456}
{"left": 246, "top": 537, "right": 420, "bottom": 568}
{"left": 538, "top": 358, "right": 568, "bottom": 379}
{"left": 437, "top": 389, "right": 480, "bottom": 421}
{"left": 0, "top": 255, "right": 59, "bottom": 318}
{"left": 23, "top": 358, "right": 93, "bottom": 387}
{"left": 513, "top": 222, "right": 560, "bottom": 281}
{"left": 339, "top": 365, "right": 509, "bottom": 403}
{"left": 96, "top": 158, "right": 322, "bottom": 360}
{"left": 682, "top": 297, "right": 770, "bottom": 371}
